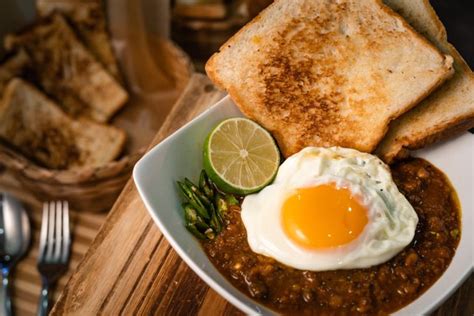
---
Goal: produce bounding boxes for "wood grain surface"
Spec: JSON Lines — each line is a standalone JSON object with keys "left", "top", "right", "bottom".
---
{"left": 51, "top": 73, "right": 473, "bottom": 316}
{"left": 0, "top": 171, "right": 107, "bottom": 316}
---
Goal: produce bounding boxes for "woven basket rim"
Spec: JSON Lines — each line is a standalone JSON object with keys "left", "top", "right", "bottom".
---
{"left": 0, "top": 38, "right": 193, "bottom": 186}
{"left": 0, "top": 142, "right": 147, "bottom": 184}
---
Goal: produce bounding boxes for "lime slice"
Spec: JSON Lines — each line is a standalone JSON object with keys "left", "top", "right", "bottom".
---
{"left": 203, "top": 118, "right": 280, "bottom": 195}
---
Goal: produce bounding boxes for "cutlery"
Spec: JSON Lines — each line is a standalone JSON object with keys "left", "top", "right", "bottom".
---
{"left": 0, "top": 192, "right": 31, "bottom": 316}
{"left": 37, "top": 201, "right": 71, "bottom": 316}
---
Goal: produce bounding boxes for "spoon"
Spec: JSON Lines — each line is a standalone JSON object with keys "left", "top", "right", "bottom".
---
{"left": 0, "top": 193, "right": 31, "bottom": 316}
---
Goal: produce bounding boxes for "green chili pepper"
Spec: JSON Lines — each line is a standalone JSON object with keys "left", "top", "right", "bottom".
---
{"left": 183, "top": 204, "right": 209, "bottom": 231}
{"left": 225, "top": 194, "right": 239, "bottom": 206}
{"left": 215, "top": 193, "right": 228, "bottom": 215}
{"left": 177, "top": 181, "right": 210, "bottom": 220}
{"left": 186, "top": 223, "right": 207, "bottom": 240}
{"left": 210, "top": 203, "right": 223, "bottom": 224}
{"left": 199, "top": 170, "right": 215, "bottom": 200}
{"left": 204, "top": 228, "right": 216, "bottom": 240}
{"left": 185, "top": 178, "right": 212, "bottom": 207}
{"left": 184, "top": 203, "right": 197, "bottom": 222}
{"left": 209, "top": 206, "right": 222, "bottom": 233}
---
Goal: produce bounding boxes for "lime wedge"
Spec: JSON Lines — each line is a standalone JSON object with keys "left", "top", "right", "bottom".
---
{"left": 203, "top": 118, "right": 280, "bottom": 195}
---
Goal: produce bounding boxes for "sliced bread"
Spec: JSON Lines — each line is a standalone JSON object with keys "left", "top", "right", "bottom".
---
{"left": 376, "top": 0, "right": 474, "bottom": 163}
{"left": 206, "top": 0, "right": 454, "bottom": 157}
{"left": 0, "top": 78, "right": 126, "bottom": 169}
{"left": 36, "top": 0, "right": 122, "bottom": 81}
{"left": 4, "top": 13, "right": 128, "bottom": 123}
{"left": 0, "top": 49, "right": 32, "bottom": 95}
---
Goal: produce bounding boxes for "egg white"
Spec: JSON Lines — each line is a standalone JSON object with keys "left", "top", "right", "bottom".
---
{"left": 241, "top": 147, "right": 418, "bottom": 271}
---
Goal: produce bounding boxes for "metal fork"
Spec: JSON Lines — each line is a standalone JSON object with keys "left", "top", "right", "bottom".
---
{"left": 37, "top": 201, "right": 71, "bottom": 316}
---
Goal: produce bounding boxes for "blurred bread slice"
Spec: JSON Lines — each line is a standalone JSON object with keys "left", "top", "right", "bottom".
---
{"left": 36, "top": 0, "right": 122, "bottom": 81}
{"left": 0, "top": 50, "right": 32, "bottom": 94}
{"left": 376, "top": 0, "right": 474, "bottom": 163}
{"left": 0, "top": 78, "right": 126, "bottom": 169}
{"left": 206, "top": 0, "right": 454, "bottom": 157}
{"left": 4, "top": 13, "right": 128, "bottom": 123}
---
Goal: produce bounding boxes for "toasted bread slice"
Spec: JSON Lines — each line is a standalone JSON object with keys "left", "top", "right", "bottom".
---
{"left": 206, "top": 0, "right": 454, "bottom": 157}
{"left": 0, "top": 78, "right": 126, "bottom": 169}
{"left": 376, "top": 0, "right": 474, "bottom": 163}
{"left": 0, "top": 50, "right": 32, "bottom": 95}
{"left": 36, "top": 0, "right": 122, "bottom": 81}
{"left": 4, "top": 13, "right": 128, "bottom": 122}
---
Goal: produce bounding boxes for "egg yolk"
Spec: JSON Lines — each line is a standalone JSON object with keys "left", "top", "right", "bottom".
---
{"left": 282, "top": 184, "right": 368, "bottom": 249}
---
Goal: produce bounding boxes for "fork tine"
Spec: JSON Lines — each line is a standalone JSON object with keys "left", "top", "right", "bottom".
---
{"left": 38, "top": 202, "right": 49, "bottom": 263}
{"left": 54, "top": 201, "right": 63, "bottom": 262}
{"left": 62, "top": 201, "right": 71, "bottom": 263}
{"left": 45, "top": 201, "right": 56, "bottom": 262}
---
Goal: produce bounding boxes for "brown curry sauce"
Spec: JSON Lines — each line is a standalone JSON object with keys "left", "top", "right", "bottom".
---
{"left": 202, "top": 158, "right": 461, "bottom": 315}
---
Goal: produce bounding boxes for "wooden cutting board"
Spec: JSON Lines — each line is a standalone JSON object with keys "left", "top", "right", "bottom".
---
{"left": 50, "top": 73, "right": 473, "bottom": 316}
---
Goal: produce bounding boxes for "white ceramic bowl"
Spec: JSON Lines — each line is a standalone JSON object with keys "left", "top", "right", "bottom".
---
{"left": 133, "top": 96, "right": 473, "bottom": 315}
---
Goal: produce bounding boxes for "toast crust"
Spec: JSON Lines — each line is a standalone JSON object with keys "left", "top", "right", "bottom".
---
{"left": 383, "top": 115, "right": 474, "bottom": 163}
{"left": 36, "top": 0, "right": 123, "bottom": 81}
{"left": 4, "top": 13, "right": 128, "bottom": 123}
{"left": 0, "top": 50, "right": 32, "bottom": 94}
{"left": 206, "top": 0, "right": 453, "bottom": 157}
{"left": 383, "top": 0, "right": 447, "bottom": 48}
{"left": 376, "top": 0, "right": 474, "bottom": 163}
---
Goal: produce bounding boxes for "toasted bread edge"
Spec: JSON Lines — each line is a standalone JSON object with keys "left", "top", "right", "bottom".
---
{"left": 206, "top": 0, "right": 456, "bottom": 157}
{"left": 384, "top": 115, "right": 474, "bottom": 163}
{"left": 377, "top": 0, "right": 474, "bottom": 163}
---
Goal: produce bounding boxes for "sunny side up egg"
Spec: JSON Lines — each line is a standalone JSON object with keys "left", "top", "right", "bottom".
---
{"left": 241, "top": 147, "right": 418, "bottom": 271}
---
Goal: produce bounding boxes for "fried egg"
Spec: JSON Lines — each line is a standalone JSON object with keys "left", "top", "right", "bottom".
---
{"left": 241, "top": 147, "right": 418, "bottom": 271}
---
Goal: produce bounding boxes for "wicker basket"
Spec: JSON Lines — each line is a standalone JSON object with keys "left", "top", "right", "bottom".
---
{"left": 0, "top": 38, "right": 193, "bottom": 212}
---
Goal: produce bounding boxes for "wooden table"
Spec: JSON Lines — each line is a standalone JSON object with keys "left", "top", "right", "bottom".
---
{"left": 51, "top": 74, "right": 473, "bottom": 315}
{"left": 0, "top": 164, "right": 108, "bottom": 316}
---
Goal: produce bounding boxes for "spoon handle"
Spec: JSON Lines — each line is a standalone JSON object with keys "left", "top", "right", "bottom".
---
{"left": 37, "top": 279, "right": 49, "bottom": 316}
{"left": 0, "top": 267, "right": 12, "bottom": 316}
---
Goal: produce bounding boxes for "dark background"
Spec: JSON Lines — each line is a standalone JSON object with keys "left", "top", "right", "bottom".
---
{"left": 431, "top": 0, "right": 474, "bottom": 68}
{"left": 431, "top": 0, "right": 474, "bottom": 133}
{"left": 2, "top": 1, "right": 472, "bottom": 69}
